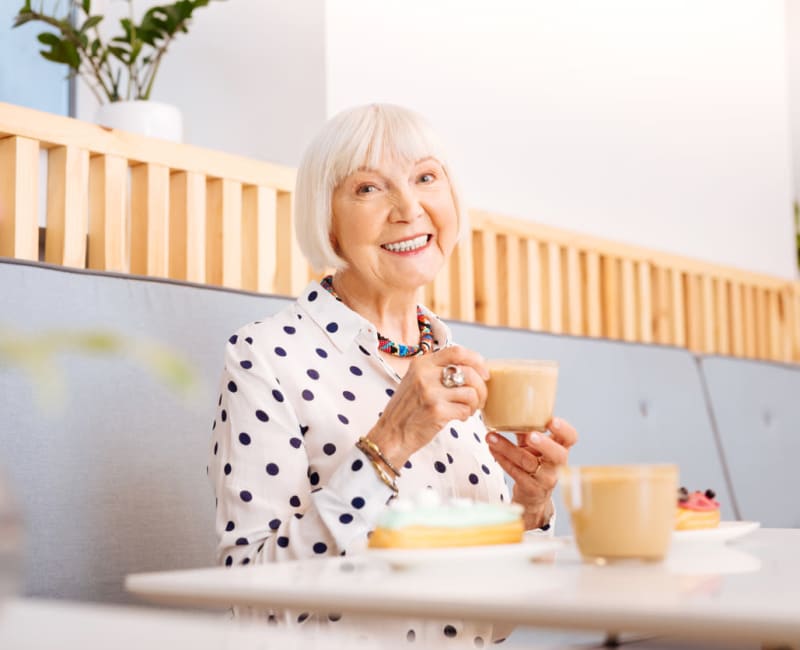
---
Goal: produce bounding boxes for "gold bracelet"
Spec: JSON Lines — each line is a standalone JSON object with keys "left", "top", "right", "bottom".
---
{"left": 355, "top": 439, "right": 399, "bottom": 494}
{"left": 357, "top": 436, "right": 402, "bottom": 477}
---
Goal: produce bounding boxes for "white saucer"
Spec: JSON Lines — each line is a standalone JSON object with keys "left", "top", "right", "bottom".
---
{"left": 672, "top": 521, "right": 760, "bottom": 545}
{"left": 363, "top": 536, "right": 563, "bottom": 570}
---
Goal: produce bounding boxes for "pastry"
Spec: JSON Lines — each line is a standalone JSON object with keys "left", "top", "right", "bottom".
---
{"left": 675, "top": 487, "right": 720, "bottom": 530}
{"left": 368, "top": 492, "right": 524, "bottom": 549}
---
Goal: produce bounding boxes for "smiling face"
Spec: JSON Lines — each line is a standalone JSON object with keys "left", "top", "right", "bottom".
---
{"left": 330, "top": 155, "right": 459, "bottom": 295}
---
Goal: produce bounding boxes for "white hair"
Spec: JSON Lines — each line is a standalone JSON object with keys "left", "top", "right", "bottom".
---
{"left": 294, "top": 103, "right": 467, "bottom": 272}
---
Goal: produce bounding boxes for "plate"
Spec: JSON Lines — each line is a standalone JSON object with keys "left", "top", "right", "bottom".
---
{"left": 672, "top": 521, "right": 760, "bottom": 545}
{"left": 363, "top": 535, "right": 563, "bottom": 569}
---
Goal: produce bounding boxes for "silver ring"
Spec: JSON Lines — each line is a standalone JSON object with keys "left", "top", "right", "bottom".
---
{"left": 440, "top": 364, "right": 466, "bottom": 388}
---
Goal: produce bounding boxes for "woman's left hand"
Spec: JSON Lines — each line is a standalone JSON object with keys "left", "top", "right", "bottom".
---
{"left": 485, "top": 417, "right": 578, "bottom": 530}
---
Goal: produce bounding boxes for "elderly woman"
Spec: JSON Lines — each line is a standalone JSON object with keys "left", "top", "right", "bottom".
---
{"left": 208, "top": 104, "right": 578, "bottom": 644}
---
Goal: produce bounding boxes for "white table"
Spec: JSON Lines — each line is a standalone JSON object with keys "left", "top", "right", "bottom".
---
{"left": 126, "top": 528, "right": 800, "bottom": 648}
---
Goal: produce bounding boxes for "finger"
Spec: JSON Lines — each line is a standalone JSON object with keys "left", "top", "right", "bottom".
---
{"left": 547, "top": 417, "right": 578, "bottom": 449}
{"left": 486, "top": 432, "right": 541, "bottom": 475}
{"left": 524, "top": 431, "right": 568, "bottom": 467}
{"left": 441, "top": 385, "right": 480, "bottom": 411}
{"left": 434, "top": 345, "right": 489, "bottom": 380}
{"left": 492, "top": 448, "right": 556, "bottom": 493}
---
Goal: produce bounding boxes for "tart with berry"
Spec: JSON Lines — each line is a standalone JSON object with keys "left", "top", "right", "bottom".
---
{"left": 675, "top": 487, "right": 721, "bottom": 531}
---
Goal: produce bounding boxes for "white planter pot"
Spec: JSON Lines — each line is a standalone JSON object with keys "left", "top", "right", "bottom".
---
{"left": 95, "top": 100, "right": 183, "bottom": 143}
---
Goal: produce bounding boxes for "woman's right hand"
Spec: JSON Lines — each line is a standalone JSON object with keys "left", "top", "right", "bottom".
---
{"left": 366, "top": 345, "right": 490, "bottom": 467}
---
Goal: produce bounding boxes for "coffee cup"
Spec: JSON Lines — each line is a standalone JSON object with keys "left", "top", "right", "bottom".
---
{"left": 559, "top": 464, "right": 678, "bottom": 563}
{"left": 483, "top": 359, "right": 558, "bottom": 433}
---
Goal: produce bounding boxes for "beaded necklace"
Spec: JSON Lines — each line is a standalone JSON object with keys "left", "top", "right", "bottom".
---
{"left": 319, "top": 275, "right": 434, "bottom": 357}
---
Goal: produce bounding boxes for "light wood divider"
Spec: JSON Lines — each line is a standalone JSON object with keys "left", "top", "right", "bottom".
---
{"left": 1, "top": 101, "right": 798, "bottom": 364}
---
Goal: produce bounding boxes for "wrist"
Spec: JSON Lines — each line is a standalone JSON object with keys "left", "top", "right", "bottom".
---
{"left": 365, "top": 423, "right": 413, "bottom": 470}
{"left": 522, "top": 500, "right": 554, "bottom": 531}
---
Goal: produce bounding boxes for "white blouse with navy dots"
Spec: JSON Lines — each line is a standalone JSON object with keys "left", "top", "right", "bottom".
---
{"left": 209, "top": 280, "right": 517, "bottom": 645}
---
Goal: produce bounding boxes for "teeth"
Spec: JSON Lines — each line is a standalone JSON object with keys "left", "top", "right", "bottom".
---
{"left": 382, "top": 235, "right": 428, "bottom": 252}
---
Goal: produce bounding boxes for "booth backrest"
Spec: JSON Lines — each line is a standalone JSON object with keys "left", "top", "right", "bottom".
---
{"left": 698, "top": 356, "right": 800, "bottom": 528}
{"left": 1, "top": 259, "right": 291, "bottom": 604}
{"left": 1, "top": 259, "right": 791, "bottom": 604}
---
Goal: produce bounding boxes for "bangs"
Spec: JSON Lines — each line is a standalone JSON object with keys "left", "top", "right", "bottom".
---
{"left": 327, "top": 105, "right": 446, "bottom": 190}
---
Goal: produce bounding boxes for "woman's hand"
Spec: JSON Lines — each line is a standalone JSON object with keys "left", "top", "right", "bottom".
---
{"left": 367, "top": 345, "right": 489, "bottom": 467}
{"left": 486, "top": 417, "right": 578, "bottom": 530}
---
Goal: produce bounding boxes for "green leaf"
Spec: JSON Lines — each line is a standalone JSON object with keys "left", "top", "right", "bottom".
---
{"left": 82, "top": 0, "right": 91, "bottom": 13}
{"left": 37, "top": 32, "right": 61, "bottom": 46}
{"left": 81, "top": 15, "right": 103, "bottom": 32}
{"left": 61, "top": 40, "right": 80, "bottom": 69}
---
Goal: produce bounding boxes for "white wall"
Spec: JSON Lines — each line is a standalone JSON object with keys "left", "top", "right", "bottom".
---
{"left": 326, "top": 0, "right": 798, "bottom": 279}
{"left": 73, "top": 0, "right": 798, "bottom": 278}
{"left": 75, "top": 0, "right": 326, "bottom": 166}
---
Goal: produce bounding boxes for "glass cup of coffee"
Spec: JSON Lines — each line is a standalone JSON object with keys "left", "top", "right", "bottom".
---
{"left": 483, "top": 360, "right": 559, "bottom": 438}
{"left": 559, "top": 464, "right": 678, "bottom": 564}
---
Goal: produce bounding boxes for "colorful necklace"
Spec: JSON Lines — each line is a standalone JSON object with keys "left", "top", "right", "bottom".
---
{"left": 320, "top": 275, "right": 434, "bottom": 357}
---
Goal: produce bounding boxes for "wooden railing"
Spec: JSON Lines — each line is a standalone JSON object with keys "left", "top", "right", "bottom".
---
{"left": 2, "top": 101, "right": 798, "bottom": 363}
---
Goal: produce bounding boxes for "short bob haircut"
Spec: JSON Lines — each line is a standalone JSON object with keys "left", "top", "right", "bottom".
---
{"left": 294, "top": 103, "right": 467, "bottom": 272}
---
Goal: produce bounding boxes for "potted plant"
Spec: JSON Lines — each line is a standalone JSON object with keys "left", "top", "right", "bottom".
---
{"left": 13, "top": 0, "right": 222, "bottom": 141}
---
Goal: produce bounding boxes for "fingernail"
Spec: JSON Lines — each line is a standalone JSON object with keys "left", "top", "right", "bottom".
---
{"left": 551, "top": 417, "right": 561, "bottom": 430}
{"left": 528, "top": 432, "right": 541, "bottom": 445}
{"left": 487, "top": 433, "right": 498, "bottom": 444}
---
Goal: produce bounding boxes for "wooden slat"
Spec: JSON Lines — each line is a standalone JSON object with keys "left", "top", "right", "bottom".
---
{"left": 499, "top": 234, "right": 522, "bottom": 327}
{"left": 767, "top": 289, "right": 781, "bottom": 361}
{"left": 274, "top": 190, "right": 305, "bottom": 296}
{"left": 638, "top": 261, "right": 653, "bottom": 344}
{"left": 0, "top": 136, "right": 39, "bottom": 260}
{"left": 653, "top": 266, "right": 669, "bottom": 345}
{"left": 450, "top": 232, "right": 476, "bottom": 322}
{"left": 743, "top": 286, "right": 757, "bottom": 358}
{"left": 130, "top": 163, "right": 170, "bottom": 277}
{"left": 242, "top": 185, "right": 277, "bottom": 293}
{"left": 602, "top": 256, "right": 620, "bottom": 339}
{"left": 621, "top": 258, "right": 636, "bottom": 341}
{"left": 754, "top": 287, "right": 767, "bottom": 359}
{"left": 88, "top": 154, "right": 127, "bottom": 272}
{"left": 206, "top": 178, "right": 243, "bottom": 289}
{"left": 670, "top": 269, "right": 686, "bottom": 347}
{"left": 169, "top": 171, "right": 206, "bottom": 283}
{"left": 545, "top": 242, "right": 562, "bottom": 333}
{"left": 473, "top": 229, "right": 499, "bottom": 326}
{"left": 585, "top": 251, "right": 601, "bottom": 337}
{"left": 566, "top": 246, "right": 582, "bottom": 336}
{"left": 44, "top": 145, "right": 89, "bottom": 268}
{"left": 701, "top": 274, "right": 715, "bottom": 353}
{"left": 715, "top": 277, "right": 730, "bottom": 356}
{"left": 685, "top": 274, "right": 703, "bottom": 352}
{"left": 730, "top": 282, "right": 745, "bottom": 357}
{"left": 792, "top": 284, "right": 800, "bottom": 362}
{"left": 521, "top": 239, "right": 542, "bottom": 331}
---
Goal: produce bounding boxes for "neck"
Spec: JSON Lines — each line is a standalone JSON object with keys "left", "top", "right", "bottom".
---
{"left": 331, "top": 270, "right": 421, "bottom": 345}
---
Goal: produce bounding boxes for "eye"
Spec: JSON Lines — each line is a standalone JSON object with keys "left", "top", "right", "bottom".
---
{"left": 356, "top": 183, "right": 379, "bottom": 195}
{"left": 417, "top": 172, "right": 436, "bottom": 184}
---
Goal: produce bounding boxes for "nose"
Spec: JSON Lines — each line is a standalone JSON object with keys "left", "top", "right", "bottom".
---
{"left": 389, "top": 184, "right": 424, "bottom": 223}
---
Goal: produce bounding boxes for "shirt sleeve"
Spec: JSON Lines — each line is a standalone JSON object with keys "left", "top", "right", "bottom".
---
{"left": 208, "top": 330, "right": 394, "bottom": 567}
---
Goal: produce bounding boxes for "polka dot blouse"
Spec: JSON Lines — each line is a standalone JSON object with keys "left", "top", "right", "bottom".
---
{"left": 208, "top": 280, "right": 513, "bottom": 645}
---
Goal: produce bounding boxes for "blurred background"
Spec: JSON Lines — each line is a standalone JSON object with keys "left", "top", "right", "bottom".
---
{"left": 2, "top": 0, "right": 798, "bottom": 281}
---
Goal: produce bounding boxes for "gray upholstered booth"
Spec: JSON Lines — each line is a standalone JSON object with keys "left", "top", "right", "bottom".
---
{"left": 698, "top": 356, "right": 800, "bottom": 528}
{"left": 0, "top": 258, "right": 794, "bottom": 608}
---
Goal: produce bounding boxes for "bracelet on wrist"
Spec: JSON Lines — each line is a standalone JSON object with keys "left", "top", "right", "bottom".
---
{"left": 355, "top": 438, "right": 399, "bottom": 494}
{"left": 357, "top": 436, "right": 402, "bottom": 477}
